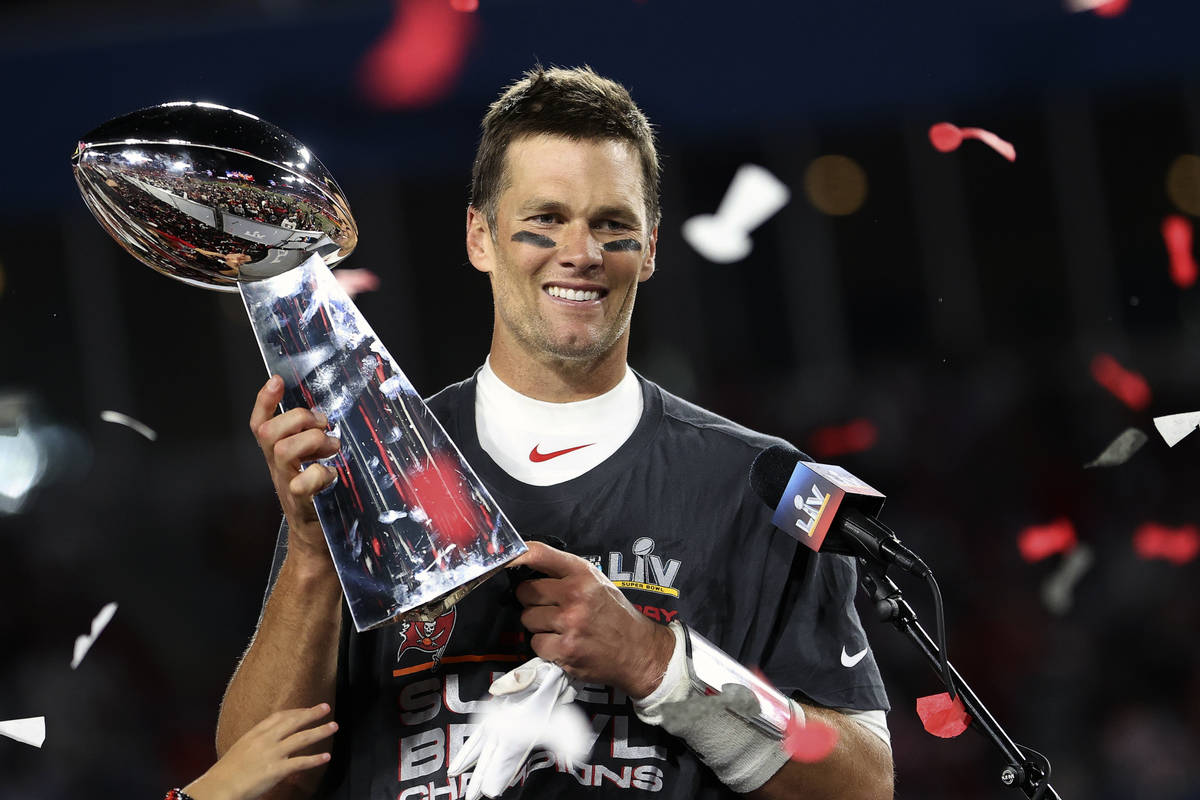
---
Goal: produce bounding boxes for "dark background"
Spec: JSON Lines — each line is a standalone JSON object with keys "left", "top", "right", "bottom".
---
{"left": 2, "top": 1, "right": 1199, "bottom": 797}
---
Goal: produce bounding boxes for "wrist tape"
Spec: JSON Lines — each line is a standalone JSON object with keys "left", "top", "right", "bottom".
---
{"left": 633, "top": 621, "right": 803, "bottom": 793}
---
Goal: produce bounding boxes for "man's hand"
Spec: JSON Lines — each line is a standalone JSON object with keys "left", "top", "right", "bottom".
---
{"left": 510, "top": 542, "right": 675, "bottom": 699}
{"left": 249, "top": 375, "right": 341, "bottom": 562}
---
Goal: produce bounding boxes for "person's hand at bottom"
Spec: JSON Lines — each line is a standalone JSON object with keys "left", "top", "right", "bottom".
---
{"left": 182, "top": 703, "right": 337, "bottom": 800}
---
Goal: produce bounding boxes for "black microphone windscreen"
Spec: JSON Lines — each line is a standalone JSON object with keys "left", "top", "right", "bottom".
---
{"left": 749, "top": 444, "right": 807, "bottom": 507}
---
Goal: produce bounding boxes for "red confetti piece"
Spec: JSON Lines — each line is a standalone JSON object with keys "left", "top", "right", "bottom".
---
{"left": 1162, "top": 215, "right": 1198, "bottom": 288}
{"left": 1093, "top": 0, "right": 1130, "bottom": 16}
{"left": 928, "top": 122, "right": 1016, "bottom": 162}
{"left": 808, "top": 418, "right": 878, "bottom": 459}
{"left": 449, "top": 0, "right": 477, "bottom": 10}
{"left": 1018, "top": 518, "right": 1078, "bottom": 563}
{"left": 1133, "top": 522, "right": 1200, "bottom": 565}
{"left": 359, "top": 0, "right": 478, "bottom": 109}
{"left": 916, "top": 692, "right": 971, "bottom": 739}
{"left": 783, "top": 713, "right": 839, "bottom": 763}
{"left": 1090, "top": 353, "right": 1151, "bottom": 411}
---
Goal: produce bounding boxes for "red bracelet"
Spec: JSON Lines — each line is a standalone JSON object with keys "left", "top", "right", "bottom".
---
{"left": 165, "top": 789, "right": 195, "bottom": 800}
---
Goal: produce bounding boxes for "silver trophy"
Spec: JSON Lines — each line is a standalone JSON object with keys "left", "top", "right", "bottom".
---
{"left": 73, "top": 101, "right": 526, "bottom": 630}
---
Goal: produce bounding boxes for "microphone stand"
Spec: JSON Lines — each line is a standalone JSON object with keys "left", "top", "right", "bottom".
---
{"left": 857, "top": 561, "right": 1062, "bottom": 799}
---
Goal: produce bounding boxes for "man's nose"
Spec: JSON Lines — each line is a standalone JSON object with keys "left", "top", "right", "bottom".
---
{"left": 557, "top": 222, "right": 603, "bottom": 270}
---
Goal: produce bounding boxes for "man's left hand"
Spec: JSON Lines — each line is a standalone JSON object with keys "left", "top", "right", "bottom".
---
{"left": 511, "top": 541, "right": 675, "bottom": 699}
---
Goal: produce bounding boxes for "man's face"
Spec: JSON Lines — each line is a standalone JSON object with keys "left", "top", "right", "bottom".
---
{"left": 467, "top": 134, "right": 657, "bottom": 365}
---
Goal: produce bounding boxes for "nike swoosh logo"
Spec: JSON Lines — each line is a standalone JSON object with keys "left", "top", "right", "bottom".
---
{"left": 529, "top": 443, "right": 596, "bottom": 463}
{"left": 841, "top": 645, "right": 869, "bottom": 668}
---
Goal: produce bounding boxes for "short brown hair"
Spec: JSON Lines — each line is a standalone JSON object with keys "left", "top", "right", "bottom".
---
{"left": 470, "top": 65, "right": 661, "bottom": 233}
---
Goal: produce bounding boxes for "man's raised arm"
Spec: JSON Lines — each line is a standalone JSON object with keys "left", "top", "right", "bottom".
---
{"left": 216, "top": 376, "right": 344, "bottom": 800}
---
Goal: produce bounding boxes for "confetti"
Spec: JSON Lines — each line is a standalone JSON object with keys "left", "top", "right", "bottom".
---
{"left": 1084, "top": 428, "right": 1148, "bottom": 468}
{"left": 783, "top": 713, "right": 839, "bottom": 763}
{"left": 928, "top": 122, "right": 1016, "bottom": 162}
{"left": 808, "top": 419, "right": 878, "bottom": 459}
{"left": 71, "top": 601, "right": 118, "bottom": 669}
{"left": 682, "top": 164, "right": 790, "bottom": 264}
{"left": 916, "top": 692, "right": 970, "bottom": 739}
{"left": 99, "top": 410, "right": 157, "bottom": 441}
{"left": 359, "top": 0, "right": 477, "bottom": 109}
{"left": 1041, "top": 543, "right": 1094, "bottom": 615}
{"left": 1089, "top": 353, "right": 1151, "bottom": 411}
{"left": 0, "top": 717, "right": 45, "bottom": 748}
{"left": 1153, "top": 411, "right": 1200, "bottom": 447}
{"left": 1064, "top": 0, "right": 1129, "bottom": 14}
{"left": 1133, "top": 522, "right": 1200, "bottom": 565}
{"left": 1161, "top": 216, "right": 1198, "bottom": 288}
{"left": 1018, "top": 518, "right": 1077, "bottom": 563}
{"left": 333, "top": 268, "right": 382, "bottom": 298}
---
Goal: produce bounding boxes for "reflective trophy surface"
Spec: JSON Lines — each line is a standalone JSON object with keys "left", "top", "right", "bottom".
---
{"left": 73, "top": 101, "right": 526, "bottom": 630}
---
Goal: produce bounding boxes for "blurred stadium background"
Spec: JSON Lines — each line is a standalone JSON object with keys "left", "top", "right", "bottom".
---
{"left": 2, "top": 0, "right": 1199, "bottom": 797}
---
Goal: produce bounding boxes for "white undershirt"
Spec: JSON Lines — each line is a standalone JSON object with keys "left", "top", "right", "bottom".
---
{"left": 475, "top": 357, "right": 644, "bottom": 486}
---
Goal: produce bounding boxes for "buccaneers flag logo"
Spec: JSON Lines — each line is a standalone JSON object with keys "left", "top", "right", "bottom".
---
{"left": 395, "top": 609, "right": 457, "bottom": 666}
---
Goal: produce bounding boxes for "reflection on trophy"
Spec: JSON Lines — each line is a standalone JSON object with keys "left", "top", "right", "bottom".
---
{"left": 72, "top": 101, "right": 526, "bottom": 631}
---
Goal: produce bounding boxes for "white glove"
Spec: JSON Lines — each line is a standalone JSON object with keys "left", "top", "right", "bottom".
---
{"left": 447, "top": 657, "right": 592, "bottom": 799}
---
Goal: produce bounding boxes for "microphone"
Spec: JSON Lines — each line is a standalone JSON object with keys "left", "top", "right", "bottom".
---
{"left": 749, "top": 444, "right": 929, "bottom": 577}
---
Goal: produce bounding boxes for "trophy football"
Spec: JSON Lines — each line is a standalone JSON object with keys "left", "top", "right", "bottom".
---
{"left": 72, "top": 101, "right": 526, "bottom": 631}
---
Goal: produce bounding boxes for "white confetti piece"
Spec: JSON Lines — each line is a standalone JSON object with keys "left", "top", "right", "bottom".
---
{"left": 379, "top": 509, "right": 408, "bottom": 524}
{"left": 1153, "top": 411, "right": 1200, "bottom": 447}
{"left": 99, "top": 410, "right": 157, "bottom": 441}
{"left": 0, "top": 717, "right": 45, "bottom": 748}
{"left": 72, "top": 601, "right": 118, "bottom": 669}
{"left": 1041, "top": 544, "right": 1094, "bottom": 615}
{"left": 1084, "top": 428, "right": 1148, "bottom": 468}
{"left": 683, "top": 164, "right": 790, "bottom": 264}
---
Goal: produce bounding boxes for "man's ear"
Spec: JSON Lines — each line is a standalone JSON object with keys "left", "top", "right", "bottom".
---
{"left": 466, "top": 205, "right": 494, "bottom": 274}
{"left": 638, "top": 225, "right": 659, "bottom": 282}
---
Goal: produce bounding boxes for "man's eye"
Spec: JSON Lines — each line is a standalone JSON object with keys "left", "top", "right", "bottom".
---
{"left": 596, "top": 220, "right": 629, "bottom": 231}
{"left": 531, "top": 214, "right": 558, "bottom": 224}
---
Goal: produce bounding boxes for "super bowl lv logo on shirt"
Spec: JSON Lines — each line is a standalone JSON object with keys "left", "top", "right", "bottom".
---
{"left": 390, "top": 537, "right": 684, "bottom": 798}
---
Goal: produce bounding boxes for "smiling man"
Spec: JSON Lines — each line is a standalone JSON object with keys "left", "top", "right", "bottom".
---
{"left": 217, "top": 66, "right": 893, "bottom": 800}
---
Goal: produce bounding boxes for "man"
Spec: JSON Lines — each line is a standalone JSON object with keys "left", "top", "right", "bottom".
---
{"left": 217, "top": 66, "right": 893, "bottom": 799}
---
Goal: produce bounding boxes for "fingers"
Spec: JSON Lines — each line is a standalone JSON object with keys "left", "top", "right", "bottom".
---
{"left": 519, "top": 604, "right": 561, "bottom": 634}
{"left": 249, "top": 375, "right": 285, "bottom": 434}
{"left": 264, "top": 703, "right": 334, "bottom": 738}
{"left": 508, "top": 541, "right": 590, "bottom": 578}
{"left": 289, "top": 463, "right": 339, "bottom": 497}
{"left": 262, "top": 412, "right": 338, "bottom": 462}
{"left": 277, "top": 752, "right": 333, "bottom": 777}
{"left": 514, "top": 577, "right": 560, "bottom": 607}
{"left": 279, "top": 720, "right": 339, "bottom": 755}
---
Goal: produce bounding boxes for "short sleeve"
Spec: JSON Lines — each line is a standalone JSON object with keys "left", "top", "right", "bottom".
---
{"left": 758, "top": 548, "right": 890, "bottom": 712}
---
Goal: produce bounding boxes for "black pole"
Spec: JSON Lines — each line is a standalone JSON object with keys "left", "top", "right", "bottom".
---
{"left": 858, "top": 562, "right": 1062, "bottom": 799}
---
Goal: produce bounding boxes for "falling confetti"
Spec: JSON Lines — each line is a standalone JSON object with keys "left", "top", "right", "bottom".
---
{"left": 808, "top": 419, "right": 878, "bottom": 459}
{"left": 1084, "top": 428, "right": 1148, "bottom": 468}
{"left": 71, "top": 601, "right": 118, "bottom": 669}
{"left": 1089, "top": 353, "right": 1151, "bottom": 411}
{"left": 1153, "top": 411, "right": 1200, "bottom": 447}
{"left": 1018, "top": 518, "right": 1077, "bottom": 563}
{"left": 333, "top": 268, "right": 382, "bottom": 298}
{"left": 783, "top": 713, "right": 839, "bottom": 763}
{"left": 682, "top": 164, "right": 790, "bottom": 264}
{"left": 916, "top": 692, "right": 971, "bottom": 739}
{"left": 1161, "top": 216, "right": 1198, "bottom": 288}
{"left": 99, "top": 410, "right": 157, "bottom": 441}
{"left": 1133, "top": 522, "right": 1200, "bottom": 565}
{"left": 0, "top": 717, "right": 45, "bottom": 748}
{"left": 1064, "top": 0, "right": 1129, "bottom": 14}
{"left": 1041, "top": 544, "right": 1094, "bottom": 615}
{"left": 359, "top": 0, "right": 478, "bottom": 109}
{"left": 928, "top": 123, "right": 1016, "bottom": 162}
